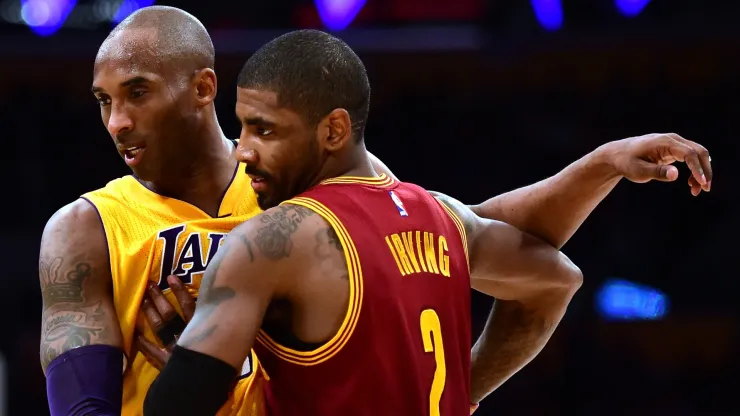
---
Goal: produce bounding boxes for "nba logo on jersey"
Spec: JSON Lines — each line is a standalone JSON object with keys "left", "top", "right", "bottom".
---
{"left": 389, "top": 191, "right": 408, "bottom": 217}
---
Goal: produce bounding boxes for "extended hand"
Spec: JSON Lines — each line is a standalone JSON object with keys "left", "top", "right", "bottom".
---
{"left": 134, "top": 275, "right": 195, "bottom": 370}
{"left": 603, "top": 133, "right": 712, "bottom": 196}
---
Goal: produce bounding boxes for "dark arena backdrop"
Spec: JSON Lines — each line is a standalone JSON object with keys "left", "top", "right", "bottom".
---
{"left": 0, "top": 1, "right": 737, "bottom": 415}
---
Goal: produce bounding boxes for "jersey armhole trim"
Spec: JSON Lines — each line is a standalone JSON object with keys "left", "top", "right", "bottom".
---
{"left": 77, "top": 196, "right": 129, "bottom": 371}
{"left": 254, "top": 197, "right": 364, "bottom": 366}
{"left": 435, "top": 199, "right": 470, "bottom": 271}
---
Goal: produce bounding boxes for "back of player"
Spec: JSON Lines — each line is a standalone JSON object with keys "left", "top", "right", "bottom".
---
{"left": 254, "top": 174, "right": 471, "bottom": 415}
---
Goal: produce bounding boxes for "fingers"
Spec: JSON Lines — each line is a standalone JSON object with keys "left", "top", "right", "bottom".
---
{"left": 167, "top": 275, "right": 196, "bottom": 322}
{"left": 141, "top": 297, "right": 167, "bottom": 333}
{"left": 634, "top": 160, "right": 678, "bottom": 183}
{"left": 147, "top": 281, "right": 178, "bottom": 323}
{"left": 661, "top": 136, "right": 707, "bottom": 189}
{"left": 665, "top": 133, "right": 712, "bottom": 192}
{"left": 133, "top": 333, "right": 167, "bottom": 371}
{"left": 688, "top": 175, "right": 702, "bottom": 197}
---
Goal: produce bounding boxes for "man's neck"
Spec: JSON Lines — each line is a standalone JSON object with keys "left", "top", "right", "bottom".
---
{"left": 141, "top": 127, "right": 237, "bottom": 216}
{"left": 312, "top": 142, "right": 377, "bottom": 187}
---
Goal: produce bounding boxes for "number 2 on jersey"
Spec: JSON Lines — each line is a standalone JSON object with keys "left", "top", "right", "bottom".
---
{"left": 420, "top": 309, "right": 446, "bottom": 416}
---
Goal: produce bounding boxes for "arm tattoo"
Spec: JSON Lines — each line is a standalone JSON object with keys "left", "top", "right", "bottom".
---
{"left": 314, "top": 227, "right": 348, "bottom": 280}
{"left": 252, "top": 205, "right": 314, "bottom": 260}
{"left": 469, "top": 300, "right": 556, "bottom": 402}
{"left": 40, "top": 303, "right": 107, "bottom": 369}
{"left": 199, "top": 244, "right": 237, "bottom": 307}
{"left": 315, "top": 228, "right": 343, "bottom": 252}
{"left": 39, "top": 256, "right": 110, "bottom": 370}
{"left": 181, "top": 244, "right": 236, "bottom": 347}
{"left": 40, "top": 257, "right": 88, "bottom": 306}
{"left": 237, "top": 234, "right": 256, "bottom": 262}
{"left": 182, "top": 206, "right": 315, "bottom": 347}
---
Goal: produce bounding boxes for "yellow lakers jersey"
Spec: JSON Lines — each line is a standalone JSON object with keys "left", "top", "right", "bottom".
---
{"left": 82, "top": 162, "right": 265, "bottom": 416}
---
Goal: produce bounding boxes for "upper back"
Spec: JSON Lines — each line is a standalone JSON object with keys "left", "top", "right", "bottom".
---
{"left": 256, "top": 174, "right": 472, "bottom": 416}
{"left": 297, "top": 174, "right": 469, "bottom": 279}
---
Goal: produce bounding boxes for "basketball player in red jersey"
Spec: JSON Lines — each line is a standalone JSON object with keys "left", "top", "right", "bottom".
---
{"left": 143, "top": 29, "right": 710, "bottom": 415}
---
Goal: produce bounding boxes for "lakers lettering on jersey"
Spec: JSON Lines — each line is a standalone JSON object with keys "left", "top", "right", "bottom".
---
{"left": 156, "top": 225, "right": 226, "bottom": 290}
{"left": 82, "top": 163, "right": 265, "bottom": 416}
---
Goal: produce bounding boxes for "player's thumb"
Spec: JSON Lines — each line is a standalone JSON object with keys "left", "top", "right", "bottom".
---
{"left": 635, "top": 160, "right": 678, "bottom": 182}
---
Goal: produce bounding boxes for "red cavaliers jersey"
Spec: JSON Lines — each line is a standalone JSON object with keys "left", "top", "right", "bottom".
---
{"left": 253, "top": 174, "right": 472, "bottom": 416}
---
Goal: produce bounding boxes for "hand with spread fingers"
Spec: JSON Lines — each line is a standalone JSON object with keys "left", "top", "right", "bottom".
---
{"left": 601, "top": 133, "right": 713, "bottom": 196}
{"left": 134, "top": 275, "right": 195, "bottom": 370}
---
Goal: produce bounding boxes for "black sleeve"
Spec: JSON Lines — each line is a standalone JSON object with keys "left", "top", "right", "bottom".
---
{"left": 143, "top": 345, "right": 237, "bottom": 416}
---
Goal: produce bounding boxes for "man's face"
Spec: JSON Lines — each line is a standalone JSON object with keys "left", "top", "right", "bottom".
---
{"left": 91, "top": 28, "right": 195, "bottom": 182}
{"left": 234, "top": 88, "right": 324, "bottom": 210}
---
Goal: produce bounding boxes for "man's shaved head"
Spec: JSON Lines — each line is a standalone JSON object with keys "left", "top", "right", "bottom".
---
{"left": 95, "top": 5, "right": 214, "bottom": 75}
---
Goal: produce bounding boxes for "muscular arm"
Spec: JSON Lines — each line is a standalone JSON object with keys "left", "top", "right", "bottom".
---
{"left": 435, "top": 194, "right": 583, "bottom": 404}
{"left": 369, "top": 147, "right": 619, "bottom": 249}
{"left": 468, "top": 146, "right": 619, "bottom": 248}
{"left": 145, "top": 205, "right": 317, "bottom": 416}
{"left": 40, "top": 199, "right": 124, "bottom": 415}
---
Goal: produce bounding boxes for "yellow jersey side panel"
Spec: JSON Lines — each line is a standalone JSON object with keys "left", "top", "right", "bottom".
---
{"left": 82, "top": 165, "right": 265, "bottom": 416}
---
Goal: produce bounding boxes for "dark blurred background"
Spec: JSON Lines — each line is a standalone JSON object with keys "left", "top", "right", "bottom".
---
{"left": 1, "top": 0, "right": 738, "bottom": 415}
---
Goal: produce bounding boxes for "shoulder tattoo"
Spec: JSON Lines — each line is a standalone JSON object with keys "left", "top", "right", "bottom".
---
{"left": 250, "top": 205, "right": 315, "bottom": 260}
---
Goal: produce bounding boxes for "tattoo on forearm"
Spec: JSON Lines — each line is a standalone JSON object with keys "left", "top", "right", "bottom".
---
{"left": 469, "top": 300, "right": 556, "bottom": 402}
{"left": 252, "top": 205, "right": 314, "bottom": 260}
{"left": 314, "top": 228, "right": 348, "bottom": 280}
{"left": 39, "top": 256, "right": 110, "bottom": 370}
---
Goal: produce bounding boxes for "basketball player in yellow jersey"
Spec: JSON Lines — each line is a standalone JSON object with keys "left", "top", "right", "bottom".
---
{"left": 38, "top": 7, "right": 266, "bottom": 416}
{"left": 80, "top": 159, "right": 266, "bottom": 415}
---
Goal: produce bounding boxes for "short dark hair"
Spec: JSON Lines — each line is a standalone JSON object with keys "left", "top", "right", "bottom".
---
{"left": 237, "top": 30, "right": 371, "bottom": 140}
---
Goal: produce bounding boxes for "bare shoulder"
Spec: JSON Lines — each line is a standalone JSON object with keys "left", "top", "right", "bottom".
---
{"left": 238, "top": 203, "right": 323, "bottom": 260}
{"left": 427, "top": 191, "right": 480, "bottom": 238}
{"left": 39, "top": 199, "right": 121, "bottom": 372}
{"left": 43, "top": 198, "right": 106, "bottom": 245}
{"left": 40, "top": 199, "right": 109, "bottom": 283}
{"left": 231, "top": 203, "right": 348, "bottom": 283}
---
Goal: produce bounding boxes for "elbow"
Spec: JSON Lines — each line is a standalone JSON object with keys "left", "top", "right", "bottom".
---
{"left": 521, "top": 254, "right": 581, "bottom": 312}
{"left": 566, "top": 262, "right": 583, "bottom": 294}
{"left": 554, "top": 252, "right": 583, "bottom": 296}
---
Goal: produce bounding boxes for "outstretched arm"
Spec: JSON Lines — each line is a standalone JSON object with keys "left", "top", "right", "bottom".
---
{"left": 372, "top": 133, "right": 712, "bottom": 249}
{"left": 144, "top": 205, "right": 315, "bottom": 416}
{"left": 40, "top": 199, "right": 124, "bottom": 416}
{"left": 435, "top": 193, "right": 582, "bottom": 406}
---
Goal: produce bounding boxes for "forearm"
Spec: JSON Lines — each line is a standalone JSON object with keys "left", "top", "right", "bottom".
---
{"left": 145, "top": 346, "right": 237, "bottom": 416}
{"left": 45, "top": 345, "right": 124, "bottom": 416}
{"left": 470, "top": 145, "right": 620, "bottom": 249}
{"left": 469, "top": 291, "right": 573, "bottom": 403}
